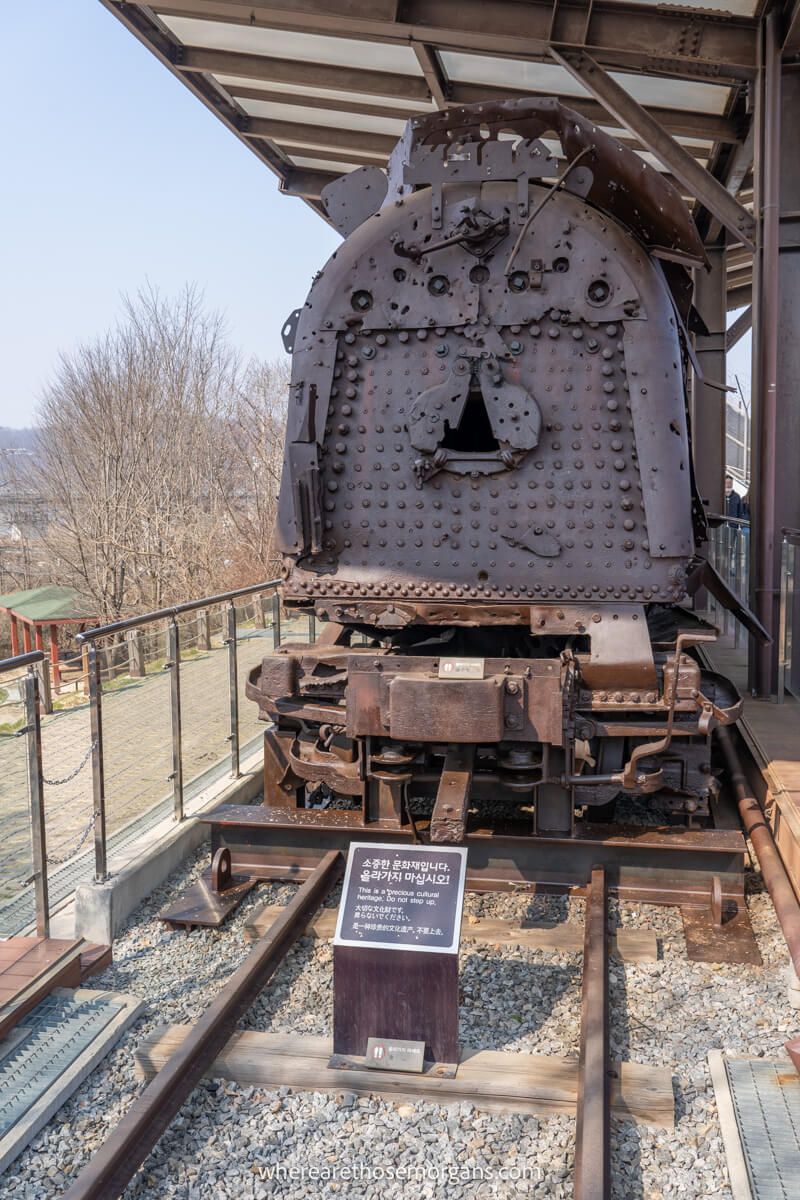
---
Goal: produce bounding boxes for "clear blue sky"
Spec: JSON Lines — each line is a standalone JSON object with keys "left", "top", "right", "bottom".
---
{"left": 0, "top": 0, "right": 339, "bottom": 428}
{"left": 0, "top": 1, "right": 749, "bottom": 429}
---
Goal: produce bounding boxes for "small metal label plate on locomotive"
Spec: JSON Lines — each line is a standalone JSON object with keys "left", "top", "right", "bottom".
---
{"left": 333, "top": 843, "right": 468, "bottom": 954}
{"left": 438, "top": 658, "right": 485, "bottom": 680}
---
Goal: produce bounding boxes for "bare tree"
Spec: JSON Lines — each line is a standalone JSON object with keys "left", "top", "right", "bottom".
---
{"left": 214, "top": 357, "right": 289, "bottom": 586}
{"left": 27, "top": 286, "right": 242, "bottom": 618}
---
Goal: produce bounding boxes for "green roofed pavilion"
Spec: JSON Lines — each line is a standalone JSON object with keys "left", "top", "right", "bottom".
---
{"left": 0, "top": 586, "right": 97, "bottom": 688}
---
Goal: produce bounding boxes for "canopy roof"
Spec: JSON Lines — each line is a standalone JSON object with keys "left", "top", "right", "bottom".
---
{"left": 0, "top": 587, "right": 95, "bottom": 623}
{"left": 101, "top": 1, "right": 782, "bottom": 310}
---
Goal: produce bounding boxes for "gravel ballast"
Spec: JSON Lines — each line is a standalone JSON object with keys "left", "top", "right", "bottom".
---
{"left": 0, "top": 840, "right": 796, "bottom": 1199}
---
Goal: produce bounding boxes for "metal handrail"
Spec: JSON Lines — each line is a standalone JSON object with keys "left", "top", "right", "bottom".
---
{"left": 782, "top": 526, "right": 800, "bottom": 543}
{"left": 0, "top": 650, "right": 49, "bottom": 936}
{"left": 706, "top": 513, "right": 750, "bottom": 528}
{"left": 0, "top": 650, "right": 45, "bottom": 674}
{"left": 76, "top": 578, "right": 282, "bottom": 643}
{"left": 1, "top": 577, "right": 305, "bottom": 937}
{"left": 80, "top": 577, "right": 288, "bottom": 883}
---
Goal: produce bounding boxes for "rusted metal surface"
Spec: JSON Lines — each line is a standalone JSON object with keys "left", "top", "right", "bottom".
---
{"left": 159, "top": 848, "right": 258, "bottom": 930}
{"left": 574, "top": 866, "right": 610, "bottom": 1200}
{"left": 63, "top": 851, "right": 343, "bottom": 1200}
{"left": 718, "top": 727, "right": 800, "bottom": 979}
{"left": 430, "top": 745, "right": 475, "bottom": 843}
{"left": 680, "top": 901, "right": 761, "bottom": 966}
{"left": 205, "top": 805, "right": 751, "bottom": 920}
{"left": 245, "top": 98, "right": 745, "bottom": 841}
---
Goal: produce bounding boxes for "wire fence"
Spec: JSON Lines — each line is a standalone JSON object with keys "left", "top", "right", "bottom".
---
{"left": 0, "top": 582, "right": 322, "bottom": 936}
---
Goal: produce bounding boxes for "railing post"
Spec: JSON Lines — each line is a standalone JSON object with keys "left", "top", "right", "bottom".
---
{"left": 778, "top": 536, "right": 792, "bottom": 703}
{"left": 196, "top": 608, "right": 211, "bottom": 652}
{"left": 36, "top": 657, "right": 53, "bottom": 715}
{"left": 23, "top": 667, "right": 49, "bottom": 937}
{"left": 225, "top": 602, "right": 240, "bottom": 779}
{"left": 272, "top": 592, "right": 282, "bottom": 648}
{"left": 87, "top": 643, "right": 108, "bottom": 882}
{"left": 166, "top": 620, "right": 184, "bottom": 820}
{"left": 723, "top": 523, "right": 732, "bottom": 636}
{"left": 733, "top": 527, "right": 743, "bottom": 649}
{"left": 126, "top": 629, "right": 146, "bottom": 678}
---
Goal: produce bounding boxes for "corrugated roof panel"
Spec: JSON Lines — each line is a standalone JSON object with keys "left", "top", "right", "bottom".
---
{"left": 439, "top": 52, "right": 732, "bottom": 114}
{"left": 160, "top": 16, "right": 423, "bottom": 75}
{"left": 291, "top": 155, "right": 362, "bottom": 174}
{"left": 214, "top": 75, "right": 436, "bottom": 112}
{"left": 237, "top": 97, "right": 407, "bottom": 136}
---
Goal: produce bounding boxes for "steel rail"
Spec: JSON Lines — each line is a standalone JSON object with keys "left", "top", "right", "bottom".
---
{"left": 0, "top": 649, "right": 45, "bottom": 674}
{"left": 574, "top": 866, "right": 610, "bottom": 1200}
{"left": 63, "top": 849, "right": 343, "bottom": 1200}
{"left": 717, "top": 727, "right": 800, "bottom": 978}
{"left": 76, "top": 578, "right": 281, "bottom": 643}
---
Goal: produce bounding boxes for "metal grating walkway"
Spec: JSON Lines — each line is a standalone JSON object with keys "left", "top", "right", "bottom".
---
{"left": 726, "top": 1058, "right": 800, "bottom": 1200}
{"left": 0, "top": 992, "right": 123, "bottom": 1137}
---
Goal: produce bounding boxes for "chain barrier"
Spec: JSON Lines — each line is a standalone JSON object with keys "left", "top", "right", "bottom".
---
{"left": 19, "top": 738, "right": 98, "bottom": 880}
{"left": 42, "top": 811, "right": 97, "bottom": 870}
{"left": 41, "top": 738, "right": 97, "bottom": 787}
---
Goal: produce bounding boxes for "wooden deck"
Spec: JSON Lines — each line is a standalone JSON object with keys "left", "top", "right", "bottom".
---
{"left": 704, "top": 634, "right": 800, "bottom": 900}
{"left": 0, "top": 937, "right": 87, "bottom": 1039}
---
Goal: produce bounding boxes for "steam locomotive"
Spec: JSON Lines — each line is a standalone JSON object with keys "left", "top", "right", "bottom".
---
{"left": 247, "top": 98, "right": 756, "bottom": 844}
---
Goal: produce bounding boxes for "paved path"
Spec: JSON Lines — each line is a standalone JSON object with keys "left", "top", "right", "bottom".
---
{"left": 0, "top": 623, "right": 297, "bottom": 902}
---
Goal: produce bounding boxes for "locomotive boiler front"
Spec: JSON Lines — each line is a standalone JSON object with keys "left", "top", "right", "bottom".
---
{"left": 247, "top": 98, "right": 744, "bottom": 843}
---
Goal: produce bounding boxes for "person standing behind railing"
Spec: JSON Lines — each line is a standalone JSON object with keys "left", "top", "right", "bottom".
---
{"left": 725, "top": 474, "right": 747, "bottom": 523}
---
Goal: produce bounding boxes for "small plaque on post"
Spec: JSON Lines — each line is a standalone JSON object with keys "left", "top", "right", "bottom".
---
{"left": 365, "top": 1037, "right": 425, "bottom": 1073}
{"left": 332, "top": 842, "right": 467, "bottom": 1068}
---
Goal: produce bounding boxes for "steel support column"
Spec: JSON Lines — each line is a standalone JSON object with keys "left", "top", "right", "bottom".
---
{"left": 693, "top": 246, "right": 728, "bottom": 515}
{"left": 750, "top": 13, "right": 800, "bottom": 695}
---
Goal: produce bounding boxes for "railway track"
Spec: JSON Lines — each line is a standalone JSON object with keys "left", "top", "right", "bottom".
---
{"left": 59, "top": 731, "right": 800, "bottom": 1200}
{"left": 61, "top": 851, "right": 619, "bottom": 1200}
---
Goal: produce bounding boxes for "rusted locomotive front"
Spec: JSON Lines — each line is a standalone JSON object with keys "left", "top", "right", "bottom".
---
{"left": 247, "top": 99, "right": 744, "bottom": 843}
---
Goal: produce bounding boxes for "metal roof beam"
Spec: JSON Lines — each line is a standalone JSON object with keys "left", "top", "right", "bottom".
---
{"left": 727, "top": 266, "right": 753, "bottom": 288}
{"left": 228, "top": 86, "right": 418, "bottom": 123}
{"left": 726, "top": 305, "right": 752, "bottom": 351}
{"left": 705, "top": 118, "right": 755, "bottom": 242}
{"left": 785, "top": 0, "right": 800, "bottom": 55}
{"left": 280, "top": 167, "right": 339, "bottom": 198}
{"left": 450, "top": 84, "right": 739, "bottom": 144}
{"left": 550, "top": 48, "right": 757, "bottom": 249}
{"left": 727, "top": 282, "right": 752, "bottom": 311}
{"left": 274, "top": 144, "right": 386, "bottom": 167}
{"left": 151, "top": 1, "right": 758, "bottom": 82}
{"left": 244, "top": 117, "right": 396, "bottom": 156}
{"left": 224, "top": 85, "right": 713, "bottom": 160}
{"left": 411, "top": 41, "right": 450, "bottom": 108}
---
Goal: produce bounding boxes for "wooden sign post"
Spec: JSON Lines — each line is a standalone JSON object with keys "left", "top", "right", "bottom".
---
{"left": 332, "top": 843, "right": 467, "bottom": 1069}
